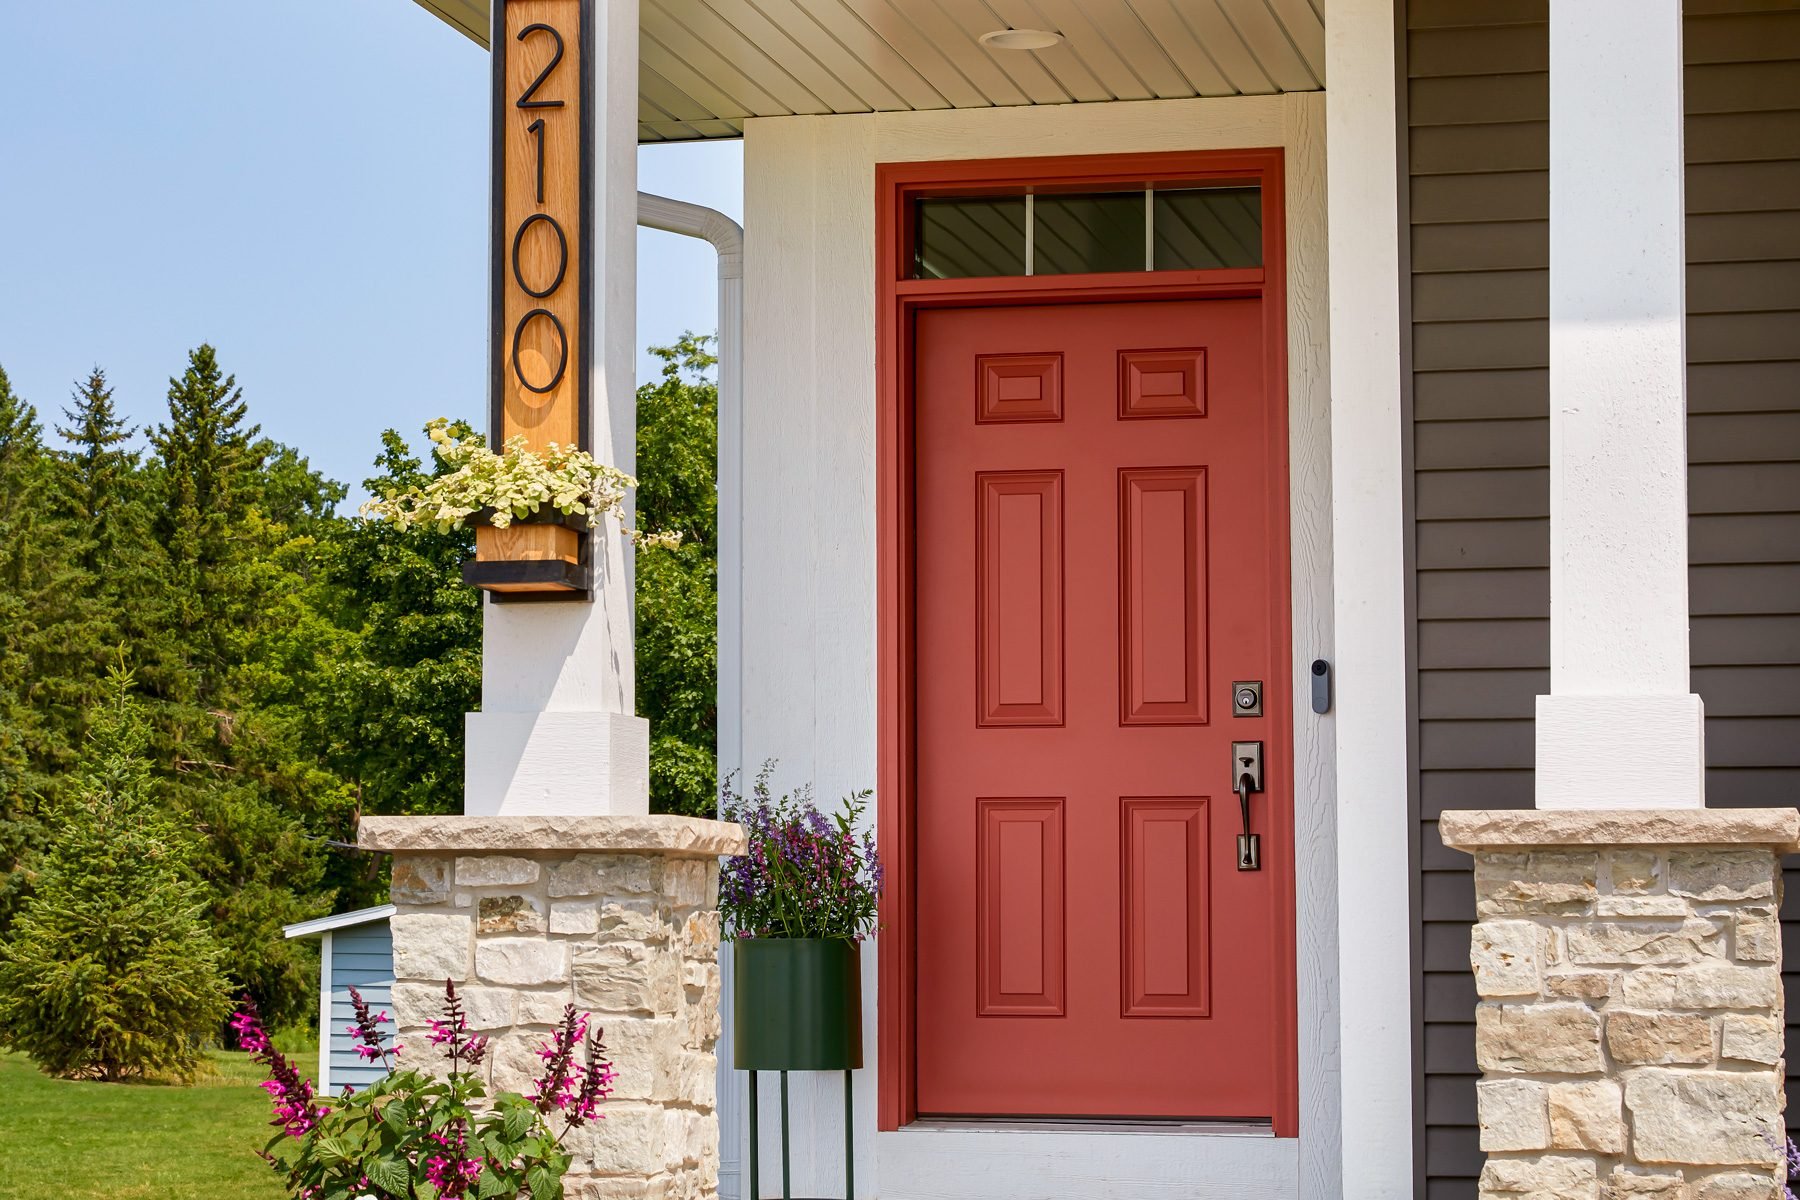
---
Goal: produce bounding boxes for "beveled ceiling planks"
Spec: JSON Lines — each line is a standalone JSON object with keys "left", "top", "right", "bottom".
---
{"left": 410, "top": 0, "right": 1325, "bottom": 141}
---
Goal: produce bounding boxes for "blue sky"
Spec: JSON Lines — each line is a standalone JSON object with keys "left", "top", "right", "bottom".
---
{"left": 0, "top": 1, "right": 741, "bottom": 499}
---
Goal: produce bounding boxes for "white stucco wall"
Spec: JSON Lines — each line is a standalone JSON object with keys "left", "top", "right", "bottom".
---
{"left": 728, "top": 92, "right": 1337, "bottom": 1199}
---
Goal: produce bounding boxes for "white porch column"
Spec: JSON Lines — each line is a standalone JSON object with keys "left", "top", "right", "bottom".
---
{"left": 466, "top": 0, "right": 650, "bottom": 817}
{"left": 1536, "top": 0, "right": 1704, "bottom": 810}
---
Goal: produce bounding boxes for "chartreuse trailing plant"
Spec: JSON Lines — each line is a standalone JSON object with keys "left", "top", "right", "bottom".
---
{"left": 235, "top": 979, "right": 615, "bottom": 1199}
{"left": 360, "top": 418, "right": 680, "bottom": 548}
{"left": 718, "top": 763, "right": 883, "bottom": 942}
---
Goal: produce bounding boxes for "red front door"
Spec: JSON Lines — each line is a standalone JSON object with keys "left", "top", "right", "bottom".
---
{"left": 913, "top": 296, "right": 1289, "bottom": 1121}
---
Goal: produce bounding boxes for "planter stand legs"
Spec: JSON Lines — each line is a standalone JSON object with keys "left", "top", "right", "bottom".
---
{"left": 746, "top": 1069, "right": 854, "bottom": 1200}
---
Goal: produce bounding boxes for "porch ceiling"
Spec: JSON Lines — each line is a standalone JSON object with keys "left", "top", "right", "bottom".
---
{"left": 413, "top": 0, "right": 1326, "bottom": 142}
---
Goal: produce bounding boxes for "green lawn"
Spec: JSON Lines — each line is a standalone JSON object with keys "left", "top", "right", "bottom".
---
{"left": 0, "top": 1045, "right": 307, "bottom": 1200}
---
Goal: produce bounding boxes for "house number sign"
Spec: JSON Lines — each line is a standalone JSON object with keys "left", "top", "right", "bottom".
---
{"left": 490, "top": 0, "right": 591, "bottom": 454}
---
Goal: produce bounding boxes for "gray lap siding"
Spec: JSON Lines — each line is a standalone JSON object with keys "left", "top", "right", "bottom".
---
{"left": 1404, "top": 1, "right": 1800, "bottom": 1195}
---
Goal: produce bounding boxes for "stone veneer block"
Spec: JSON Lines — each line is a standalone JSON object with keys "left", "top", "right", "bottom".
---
{"left": 1691, "top": 1175, "right": 1783, "bottom": 1200}
{"left": 1442, "top": 809, "right": 1790, "bottom": 1200}
{"left": 362, "top": 815, "right": 745, "bottom": 1200}
{"left": 1476, "top": 1003, "right": 1604, "bottom": 1074}
{"left": 1478, "top": 1079, "right": 1549, "bottom": 1152}
{"left": 391, "top": 857, "right": 450, "bottom": 905}
{"left": 457, "top": 855, "right": 542, "bottom": 886}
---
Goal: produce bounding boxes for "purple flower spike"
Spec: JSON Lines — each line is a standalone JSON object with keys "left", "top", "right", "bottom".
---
{"left": 345, "top": 984, "right": 396, "bottom": 1068}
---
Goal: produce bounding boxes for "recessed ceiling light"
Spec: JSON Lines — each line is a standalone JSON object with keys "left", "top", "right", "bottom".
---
{"left": 979, "top": 27, "right": 1064, "bottom": 52}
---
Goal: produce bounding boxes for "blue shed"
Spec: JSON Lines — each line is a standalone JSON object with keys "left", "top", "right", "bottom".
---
{"left": 282, "top": 904, "right": 396, "bottom": 1095}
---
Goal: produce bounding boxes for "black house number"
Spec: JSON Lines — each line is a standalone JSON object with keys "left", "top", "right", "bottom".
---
{"left": 512, "top": 20, "right": 569, "bottom": 396}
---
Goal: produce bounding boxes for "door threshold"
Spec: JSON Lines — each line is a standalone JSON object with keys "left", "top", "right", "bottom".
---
{"left": 907, "top": 1115, "right": 1275, "bottom": 1138}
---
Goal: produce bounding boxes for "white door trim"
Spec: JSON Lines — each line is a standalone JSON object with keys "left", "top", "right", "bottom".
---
{"left": 1326, "top": 0, "right": 1418, "bottom": 1195}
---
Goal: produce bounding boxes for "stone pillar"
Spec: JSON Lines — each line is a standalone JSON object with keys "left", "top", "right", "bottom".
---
{"left": 363, "top": 815, "right": 746, "bottom": 1200}
{"left": 1442, "top": 810, "right": 1796, "bottom": 1200}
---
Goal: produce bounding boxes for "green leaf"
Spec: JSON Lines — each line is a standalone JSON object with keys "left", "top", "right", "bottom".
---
{"left": 365, "top": 1154, "right": 410, "bottom": 1195}
{"left": 527, "top": 1164, "right": 559, "bottom": 1199}
{"left": 503, "top": 1103, "right": 536, "bottom": 1142}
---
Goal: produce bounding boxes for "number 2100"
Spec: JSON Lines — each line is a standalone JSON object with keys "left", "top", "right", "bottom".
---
{"left": 512, "top": 21, "right": 569, "bottom": 396}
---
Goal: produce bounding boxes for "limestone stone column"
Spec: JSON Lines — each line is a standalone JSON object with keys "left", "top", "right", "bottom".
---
{"left": 1441, "top": 810, "right": 1797, "bottom": 1200}
{"left": 361, "top": 815, "right": 746, "bottom": 1200}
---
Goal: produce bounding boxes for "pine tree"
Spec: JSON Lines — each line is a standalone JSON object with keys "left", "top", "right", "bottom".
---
{"left": 635, "top": 335, "right": 719, "bottom": 816}
{"left": 140, "top": 346, "right": 327, "bottom": 1028}
{"left": 56, "top": 366, "right": 136, "bottom": 574}
{"left": 148, "top": 344, "right": 262, "bottom": 707}
{"left": 42, "top": 367, "right": 157, "bottom": 729}
{"left": 0, "top": 367, "right": 62, "bottom": 929}
{"left": 0, "top": 664, "right": 231, "bottom": 1081}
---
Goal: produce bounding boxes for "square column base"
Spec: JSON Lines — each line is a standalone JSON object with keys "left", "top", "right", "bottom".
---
{"left": 1441, "top": 809, "right": 1798, "bottom": 1199}
{"left": 1535, "top": 694, "right": 1706, "bottom": 809}
{"left": 466, "top": 711, "right": 650, "bottom": 817}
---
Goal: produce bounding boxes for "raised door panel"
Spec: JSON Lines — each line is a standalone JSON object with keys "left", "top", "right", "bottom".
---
{"left": 978, "top": 352, "right": 1064, "bottom": 423}
{"left": 1119, "top": 348, "right": 1208, "bottom": 419}
{"left": 978, "top": 471, "right": 1065, "bottom": 726}
{"left": 1121, "top": 798, "right": 1210, "bottom": 1017}
{"left": 977, "top": 799, "right": 1066, "bottom": 1017}
{"left": 1119, "top": 467, "right": 1209, "bottom": 725}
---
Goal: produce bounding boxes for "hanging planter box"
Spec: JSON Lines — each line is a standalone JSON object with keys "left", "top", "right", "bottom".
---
{"left": 732, "top": 937, "right": 864, "bottom": 1071}
{"left": 460, "top": 507, "right": 591, "bottom": 599}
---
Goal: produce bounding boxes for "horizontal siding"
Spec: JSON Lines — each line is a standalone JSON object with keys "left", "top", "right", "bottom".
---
{"left": 1406, "top": 2, "right": 1800, "bottom": 1192}
{"left": 326, "top": 924, "right": 393, "bottom": 1095}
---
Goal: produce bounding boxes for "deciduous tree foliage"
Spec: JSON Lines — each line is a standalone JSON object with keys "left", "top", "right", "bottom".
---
{"left": 635, "top": 335, "right": 719, "bottom": 817}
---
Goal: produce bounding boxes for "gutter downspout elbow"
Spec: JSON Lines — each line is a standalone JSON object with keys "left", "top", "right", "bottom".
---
{"left": 637, "top": 191, "right": 743, "bottom": 280}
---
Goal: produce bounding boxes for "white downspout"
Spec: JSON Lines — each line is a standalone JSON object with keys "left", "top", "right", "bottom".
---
{"left": 635, "top": 189, "right": 745, "bottom": 1200}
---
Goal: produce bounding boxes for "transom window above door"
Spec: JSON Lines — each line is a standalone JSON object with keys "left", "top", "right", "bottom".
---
{"left": 911, "top": 184, "right": 1263, "bottom": 279}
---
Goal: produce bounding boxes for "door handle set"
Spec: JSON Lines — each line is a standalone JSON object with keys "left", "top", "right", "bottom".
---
{"left": 1232, "top": 740, "right": 1263, "bottom": 872}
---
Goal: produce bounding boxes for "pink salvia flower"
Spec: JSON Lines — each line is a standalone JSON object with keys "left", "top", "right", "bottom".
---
{"left": 344, "top": 985, "right": 395, "bottom": 1068}
{"left": 235, "top": 997, "right": 328, "bottom": 1139}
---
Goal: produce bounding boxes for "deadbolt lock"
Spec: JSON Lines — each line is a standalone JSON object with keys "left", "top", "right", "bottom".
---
{"left": 1232, "top": 680, "right": 1263, "bottom": 717}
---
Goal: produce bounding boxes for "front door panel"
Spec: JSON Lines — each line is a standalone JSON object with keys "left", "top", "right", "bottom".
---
{"left": 914, "top": 298, "right": 1287, "bottom": 1120}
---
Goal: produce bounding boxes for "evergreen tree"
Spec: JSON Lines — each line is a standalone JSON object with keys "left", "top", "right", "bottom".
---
{"left": 635, "top": 335, "right": 719, "bottom": 816}
{"left": 55, "top": 366, "right": 136, "bottom": 575}
{"left": 0, "top": 664, "right": 231, "bottom": 1081}
{"left": 0, "top": 367, "right": 64, "bottom": 929}
{"left": 148, "top": 344, "right": 262, "bottom": 706}
{"left": 45, "top": 367, "right": 155, "bottom": 726}
{"left": 141, "top": 346, "right": 327, "bottom": 1028}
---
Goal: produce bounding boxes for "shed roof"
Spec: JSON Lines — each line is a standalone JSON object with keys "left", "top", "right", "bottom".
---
{"left": 410, "top": 0, "right": 1326, "bottom": 143}
{"left": 283, "top": 904, "right": 398, "bottom": 940}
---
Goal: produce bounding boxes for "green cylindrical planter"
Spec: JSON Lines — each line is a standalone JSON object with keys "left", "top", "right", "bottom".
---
{"left": 732, "top": 937, "right": 863, "bottom": 1071}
